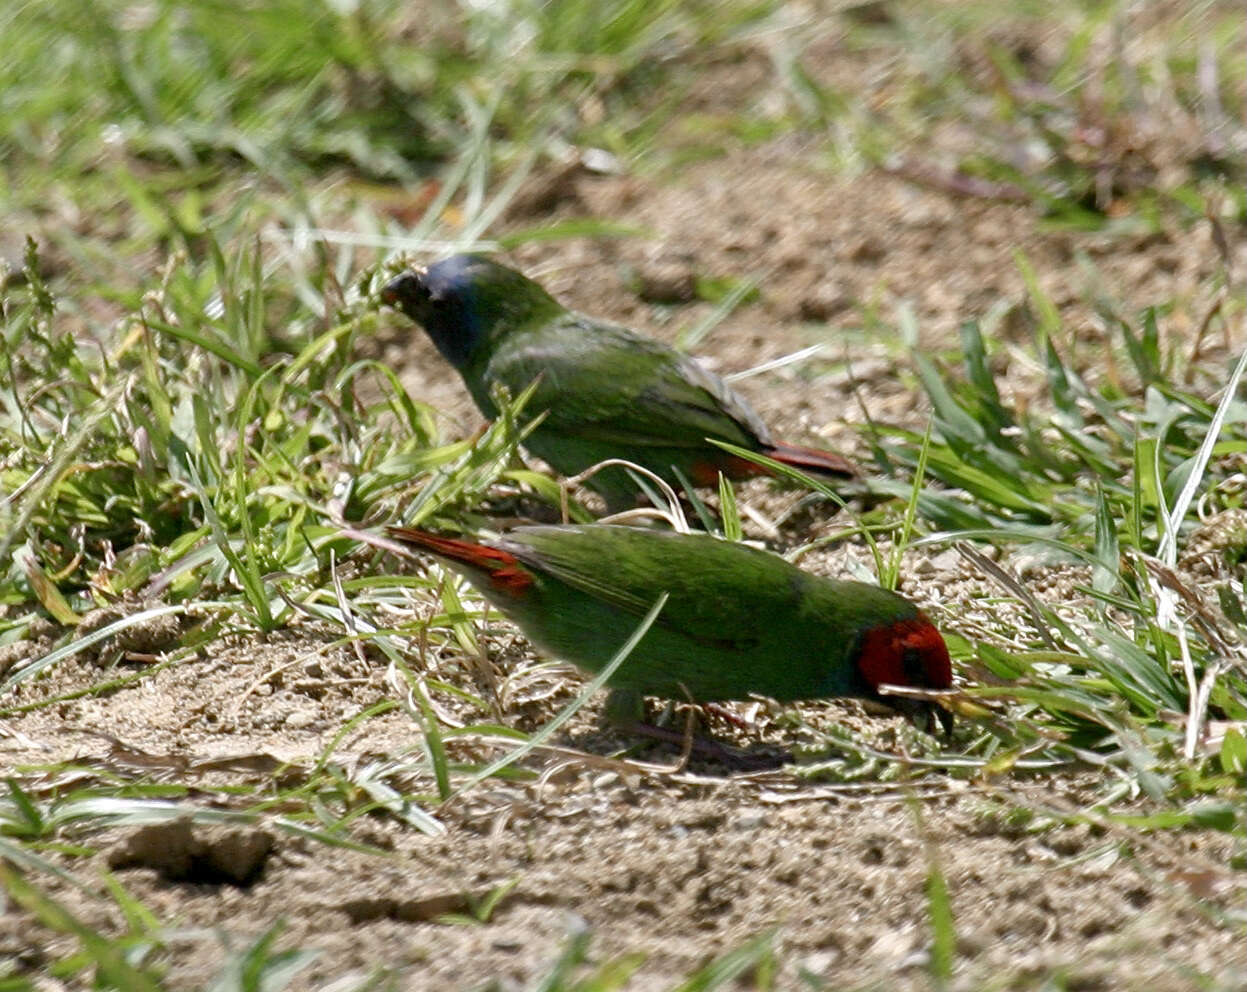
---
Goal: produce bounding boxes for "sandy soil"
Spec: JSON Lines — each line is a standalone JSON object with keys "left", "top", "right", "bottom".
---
{"left": 4, "top": 602, "right": 1244, "bottom": 990}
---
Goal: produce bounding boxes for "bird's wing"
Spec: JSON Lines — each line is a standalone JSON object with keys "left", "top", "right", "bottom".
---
{"left": 502, "top": 526, "right": 799, "bottom": 649}
{"left": 484, "top": 315, "right": 770, "bottom": 450}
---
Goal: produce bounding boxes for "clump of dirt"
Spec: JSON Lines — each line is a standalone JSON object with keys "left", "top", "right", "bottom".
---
{"left": 107, "top": 819, "right": 275, "bottom": 887}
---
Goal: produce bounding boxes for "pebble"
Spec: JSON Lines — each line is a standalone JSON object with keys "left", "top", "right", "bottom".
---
{"left": 285, "top": 709, "right": 318, "bottom": 729}
{"left": 634, "top": 257, "right": 696, "bottom": 303}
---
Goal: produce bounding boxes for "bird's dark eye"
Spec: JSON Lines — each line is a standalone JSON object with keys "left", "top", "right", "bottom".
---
{"left": 902, "top": 647, "right": 926, "bottom": 686}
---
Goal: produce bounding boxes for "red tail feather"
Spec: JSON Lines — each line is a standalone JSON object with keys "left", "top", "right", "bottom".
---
{"left": 387, "top": 527, "right": 534, "bottom": 596}
{"left": 763, "top": 440, "right": 857, "bottom": 479}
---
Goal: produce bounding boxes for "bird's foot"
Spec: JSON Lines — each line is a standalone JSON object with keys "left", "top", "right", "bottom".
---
{"left": 604, "top": 690, "right": 785, "bottom": 770}
{"left": 622, "top": 720, "right": 788, "bottom": 771}
{"left": 699, "top": 701, "right": 754, "bottom": 731}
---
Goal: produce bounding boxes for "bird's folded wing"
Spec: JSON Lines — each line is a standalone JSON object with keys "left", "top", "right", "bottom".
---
{"left": 486, "top": 319, "right": 771, "bottom": 450}
{"left": 503, "top": 528, "right": 778, "bottom": 650}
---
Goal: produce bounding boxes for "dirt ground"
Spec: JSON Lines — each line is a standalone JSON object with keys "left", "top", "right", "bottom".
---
{"left": 6, "top": 62, "right": 1247, "bottom": 992}
{"left": 6, "top": 610, "right": 1246, "bottom": 991}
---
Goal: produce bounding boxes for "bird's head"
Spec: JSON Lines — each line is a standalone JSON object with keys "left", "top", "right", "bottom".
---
{"left": 380, "top": 254, "right": 560, "bottom": 369}
{"left": 853, "top": 616, "right": 954, "bottom": 736}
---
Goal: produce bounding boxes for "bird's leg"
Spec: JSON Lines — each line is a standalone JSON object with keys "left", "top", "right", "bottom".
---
{"left": 675, "top": 702, "right": 697, "bottom": 773}
{"left": 603, "top": 689, "right": 782, "bottom": 770}
{"left": 699, "top": 701, "right": 753, "bottom": 730}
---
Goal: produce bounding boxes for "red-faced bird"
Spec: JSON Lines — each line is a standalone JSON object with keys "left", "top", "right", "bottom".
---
{"left": 381, "top": 255, "right": 856, "bottom": 512}
{"left": 388, "top": 523, "right": 953, "bottom": 735}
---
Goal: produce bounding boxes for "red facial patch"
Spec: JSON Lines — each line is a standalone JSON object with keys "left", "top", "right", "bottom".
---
{"left": 855, "top": 617, "right": 952, "bottom": 691}
{"left": 387, "top": 528, "right": 534, "bottom": 597}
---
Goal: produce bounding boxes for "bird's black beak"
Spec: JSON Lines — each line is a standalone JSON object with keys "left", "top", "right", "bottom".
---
{"left": 893, "top": 696, "right": 954, "bottom": 739}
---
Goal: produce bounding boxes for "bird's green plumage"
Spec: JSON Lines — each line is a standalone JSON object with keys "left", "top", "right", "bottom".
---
{"left": 381, "top": 255, "right": 854, "bottom": 511}
{"left": 406, "top": 524, "right": 927, "bottom": 704}
{"left": 465, "top": 312, "right": 769, "bottom": 507}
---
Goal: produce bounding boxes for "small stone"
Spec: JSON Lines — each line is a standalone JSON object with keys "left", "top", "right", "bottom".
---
{"left": 108, "top": 818, "right": 196, "bottom": 879}
{"left": 580, "top": 147, "right": 621, "bottom": 174}
{"left": 798, "top": 282, "right": 853, "bottom": 321}
{"left": 734, "top": 810, "right": 767, "bottom": 830}
{"left": 868, "top": 927, "right": 916, "bottom": 965}
{"left": 798, "top": 950, "right": 839, "bottom": 975}
{"left": 634, "top": 258, "right": 696, "bottom": 303}
{"left": 107, "top": 818, "right": 274, "bottom": 887}
{"left": 284, "top": 709, "right": 318, "bottom": 729}
{"left": 847, "top": 236, "right": 886, "bottom": 264}
{"left": 928, "top": 549, "right": 962, "bottom": 573}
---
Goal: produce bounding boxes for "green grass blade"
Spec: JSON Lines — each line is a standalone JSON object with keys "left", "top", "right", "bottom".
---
{"left": 0, "top": 863, "right": 164, "bottom": 992}
{"left": 445, "top": 593, "right": 668, "bottom": 803}
{"left": 718, "top": 472, "right": 742, "bottom": 543}
{"left": 1158, "top": 345, "right": 1247, "bottom": 565}
{"left": 671, "top": 929, "right": 778, "bottom": 992}
{"left": 925, "top": 860, "right": 956, "bottom": 986}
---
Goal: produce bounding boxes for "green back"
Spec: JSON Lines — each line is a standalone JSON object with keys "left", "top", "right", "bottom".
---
{"left": 462, "top": 313, "right": 773, "bottom": 507}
